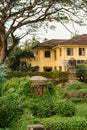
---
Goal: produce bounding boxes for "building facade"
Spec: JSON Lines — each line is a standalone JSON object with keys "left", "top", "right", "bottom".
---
{"left": 21, "top": 34, "right": 87, "bottom": 72}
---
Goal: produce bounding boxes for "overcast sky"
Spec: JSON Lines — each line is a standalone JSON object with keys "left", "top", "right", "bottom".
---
{"left": 20, "top": 21, "right": 87, "bottom": 43}
{"left": 40, "top": 22, "right": 87, "bottom": 40}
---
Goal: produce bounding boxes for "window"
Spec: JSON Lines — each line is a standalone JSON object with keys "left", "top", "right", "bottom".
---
{"left": 59, "top": 66, "right": 62, "bottom": 71}
{"left": 54, "top": 66, "right": 57, "bottom": 70}
{"left": 44, "top": 51, "right": 50, "bottom": 58}
{"left": 67, "top": 48, "right": 73, "bottom": 56}
{"left": 60, "top": 48, "right": 62, "bottom": 56}
{"left": 44, "top": 67, "right": 52, "bottom": 72}
{"left": 79, "top": 48, "right": 85, "bottom": 56}
{"left": 54, "top": 50, "right": 56, "bottom": 60}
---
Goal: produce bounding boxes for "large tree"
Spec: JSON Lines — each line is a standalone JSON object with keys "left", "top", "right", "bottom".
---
{"left": 0, "top": 0, "right": 87, "bottom": 63}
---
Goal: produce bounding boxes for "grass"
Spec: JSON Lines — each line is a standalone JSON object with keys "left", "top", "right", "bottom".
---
{"left": 75, "top": 102, "right": 87, "bottom": 117}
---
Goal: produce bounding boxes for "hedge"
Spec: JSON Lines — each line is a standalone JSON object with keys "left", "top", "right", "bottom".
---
{"left": 49, "top": 118, "right": 87, "bottom": 130}
{"left": 35, "top": 117, "right": 87, "bottom": 130}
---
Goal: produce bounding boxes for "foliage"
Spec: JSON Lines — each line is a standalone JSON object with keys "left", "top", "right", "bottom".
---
{"left": 8, "top": 45, "right": 35, "bottom": 71}
{"left": 10, "top": 71, "right": 68, "bottom": 84}
{"left": 51, "top": 70, "right": 68, "bottom": 82}
{"left": 19, "top": 79, "right": 34, "bottom": 97}
{"left": 0, "top": 63, "right": 10, "bottom": 95}
{"left": 0, "top": 64, "right": 9, "bottom": 84}
{"left": 54, "top": 100, "right": 76, "bottom": 117}
{"left": 20, "top": 50, "right": 34, "bottom": 58}
{"left": 46, "top": 81, "right": 56, "bottom": 95}
{"left": 22, "top": 37, "right": 39, "bottom": 50}
{"left": 65, "top": 80, "right": 85, "bottom": 90}
{"left": 19, "top": 64, "right": 39, "bottom": 72}
{"left": 29, "top": 95, "right": 76, "bottom": 118}
{"left": 76, "top": 102, "right": 87, "bottom": 117}
{"left": 8, "top": 46, "right": 22, "bottom": 70}
{"left": 29, "top": 83, "right": 57, "bottom": 118}
{"left": 29, "top": 97, "right": 54, "bottom": 118}
{"left": 51, "top": 70, "right": 60, "bottom": 78}
{"left": 1, "top": 77, "right": 21, "bottom": 95}
{"left": 48, "top": 117, "right": 87, "bottom": 130}
{"left": 0, "top": 93, "right": 23, "bottom": 128}
{"left": 1, "top": 77, "right": 35, "bottom": 97}
{"left": 76, "top": 64, "right": 87, "bottom": 82}
{"left": 0, "top": 77, "right": 36, "bottom": 129}
{"left": 1, "top": 75, "right": 87, "bottom": 129}
{"left": 59, "top": 80, "right": 87, "bottom": 102}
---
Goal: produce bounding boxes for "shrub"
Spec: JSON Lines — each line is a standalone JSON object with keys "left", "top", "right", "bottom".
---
{"left": 49, "top": 118, "right": 87, "bottom": 130}
{"left": 29, "top": 96, "right": 76, "bottom": 118}
{"left": 19, "top": 79, "right": 35, "bottom": 97}
{"left": 50, "top": 71, "right": 68, "bottom": 84}
{"left": 29, "top": 97, "right": 55, "bottom": 118}
{"left": 59, "top": 80, "right": 87, "bottom": 103}
{"left": 0, "top": 63, "right": 10, "bottom": 95}
{"left": 10, "top": 70, "right": 68, "bottom": 84}
{"left": 54, "top": 100, "right": 76, "bottom": 117}
{"left": 51, "top": 70, "right": 60, "bottom": 78}
{"left": 1, "top": 77, "right": 21, "bottom": 95}
{"left": 1, "top": 77, "right": 35, "bottom": 97}
{"left": 76, "top": 64, "right": 87, "bottom": 82}
{"left": 0, "top": 94, "right": 22, "bottom": 128}
{"left": 8, "top": 46, "right": 22, "bottom": 71}
{"left": 32, "top": 117, "right": 87, "bottom": 130}
{"left": 46, "top": 81, "right": 55, "bottom": 95}
{"left": 65, "top": 80, "right": 84, "bottom": 90}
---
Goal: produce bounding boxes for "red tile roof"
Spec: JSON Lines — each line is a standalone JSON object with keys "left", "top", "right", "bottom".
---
{"left": 33, "top": 34, "right": 87, "bottom": 49}
{"left": 59, "top": 34, "right": 87, "bottom": 45}
{"left": 34, "top": 39, "right": 67, "bottom": 49}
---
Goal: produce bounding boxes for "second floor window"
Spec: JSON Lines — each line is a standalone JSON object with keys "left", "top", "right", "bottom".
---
{"left": 67, "top": 48, "right": 73, "bottom": 56}
{"left": 44, "top": 51, "right": 50, "bottom": 58}
{"left": 60, "top": 48, "right": 62, "bottom": 56}
{"left": 79, "top": 48, "right": 85, "bottom": 56}
{"left": 54, "top": 50, "right": 56, "bottom": 60}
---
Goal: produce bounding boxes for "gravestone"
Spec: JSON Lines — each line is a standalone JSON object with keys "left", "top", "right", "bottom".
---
{"left": 68, "top": 58, "right": 76, "bottom": 81}
{"left": 30, "top": 76, "right": 48, "bottom": 96}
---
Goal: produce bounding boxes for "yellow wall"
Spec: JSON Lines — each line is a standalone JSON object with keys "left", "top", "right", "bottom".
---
{"left": 56, "top": 45, "right": 87, "bottom": 71}
{"left": 21, "top": 44, "right": 87, "bottom": 72}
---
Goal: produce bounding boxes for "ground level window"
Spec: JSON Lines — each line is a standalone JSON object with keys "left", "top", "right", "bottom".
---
{"left": 59, "top": 66, "right": 62, "bottom": 71}
{"left": 54, "top": 66, "right": 57, "bottom": 70}
{"left": 43, "top": 67, "right": 52, "bottom": 72}
{"left": 76, "top": 60, "right": 85, "bottom": 64}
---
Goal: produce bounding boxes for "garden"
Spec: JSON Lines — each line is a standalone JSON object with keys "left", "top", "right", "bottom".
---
{"left": 0, "top": 64, "right": 87, "bottom": 130}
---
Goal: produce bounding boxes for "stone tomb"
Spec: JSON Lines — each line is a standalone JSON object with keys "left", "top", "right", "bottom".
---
{"left": 30, "top": 76, "right": 48, "bottom": 96}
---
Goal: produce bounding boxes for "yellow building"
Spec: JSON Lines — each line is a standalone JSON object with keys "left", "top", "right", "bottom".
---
{"left": 23, "top": 34, "right": 87, "bottom": 72}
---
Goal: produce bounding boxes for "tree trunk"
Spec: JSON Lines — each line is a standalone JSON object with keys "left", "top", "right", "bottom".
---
{"left": 0, "top": 35, "right": 7, "bottom": 63}
{"left": 0, "top": 21, "right": 8, "bottom": 63}
{"left": 0, "top": 48, "right": 6, "bottom": 63}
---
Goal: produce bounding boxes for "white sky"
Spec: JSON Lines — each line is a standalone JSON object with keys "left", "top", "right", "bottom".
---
{"left": 45, "top": 23, "right": 87, "bottom": 39}
{"left": 20, "top": 22, "right": 87, "bottom": 43}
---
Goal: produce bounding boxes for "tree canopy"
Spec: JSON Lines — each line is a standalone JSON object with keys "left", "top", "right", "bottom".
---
{"left": 0, "top": 0, "right": 87, "bottom": 63}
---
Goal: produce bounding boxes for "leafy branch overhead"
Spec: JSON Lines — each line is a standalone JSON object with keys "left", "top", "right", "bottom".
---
{"left": 0, "top": 0, "right": 87, "bottom": 63}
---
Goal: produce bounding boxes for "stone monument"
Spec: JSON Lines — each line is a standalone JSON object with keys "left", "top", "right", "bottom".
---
{"left": 68, "top": 58, "right": 76, "bottom": 81}
{"left": 30, "top": 76, "right": 48, "bottom": 96}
